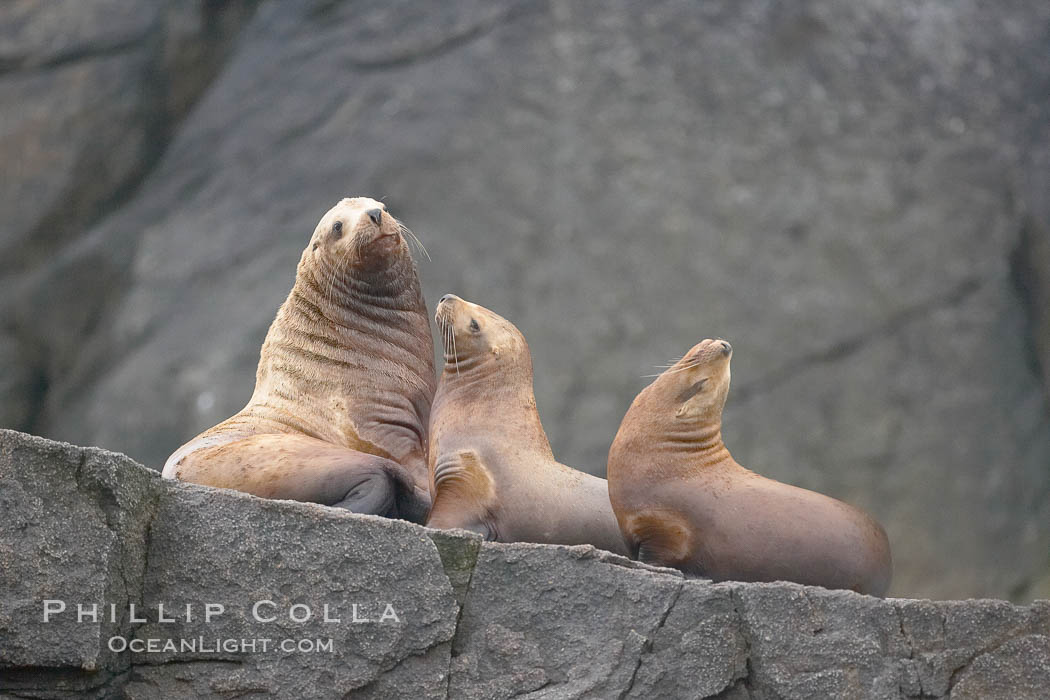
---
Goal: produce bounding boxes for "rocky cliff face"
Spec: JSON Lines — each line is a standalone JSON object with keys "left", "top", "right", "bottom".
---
{"left": 1, "top": 1, "right": 1048, "bottom": 602}
{"left": 1, "top": 430, "right": 1048, "bottom": 699}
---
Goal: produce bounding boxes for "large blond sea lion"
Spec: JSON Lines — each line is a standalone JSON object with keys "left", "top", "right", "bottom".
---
{"left": 426, "top": 295, "right": 628, "bottom": 555}
{"left": 607, "top": 338, "right": 892, "bottom": 596}
{"left": 162, "top": 197, "right": 436, "bottom": 522}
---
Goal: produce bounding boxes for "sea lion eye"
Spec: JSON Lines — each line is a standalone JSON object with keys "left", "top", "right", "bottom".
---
{"left": 312, "top": 242, "right": 319, "bottom": 251}
{"left": 469, "top": 319, "right": 480, "bottom": 332}
{"left": 331, "top": 221, "right": 343, "bottom": 238}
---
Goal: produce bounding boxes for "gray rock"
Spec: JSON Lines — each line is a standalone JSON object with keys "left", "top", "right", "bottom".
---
{"left": 625, "top": 581, "right": 748, "bottom": 699}
{"left": 2, "top": 0, "right": 1049, "bottom": 605}
{"left": 426, "top": 527, "right": 484, "bottom": 609}
{"left": 1017, "top": 73, "right": 1050, "bottom": 408}
{"left": 0, "top": 429, "right": 459, "bottom": 699}
{"left": 0, "top": 429, "right": 158, "bottom": 682}
{"left": 950, "top": 635, "right": 1050, "bottom": 700}
{"left": 0, "top": 0, "right": 258, "bottom": 272}
{"left": 0, "top": 0, "right": 259, "bottom": 431}
{"left": 732, "top": 583, "right": 905, "bottom": 699}
{"left": 2, "top": 431, "right": 1050, "bottom": 699}
{"left": 124, "top": 484, "right": 458, "bottom": 699}
{"left": 448, "top": 542, "right": 683, "bottom": 699}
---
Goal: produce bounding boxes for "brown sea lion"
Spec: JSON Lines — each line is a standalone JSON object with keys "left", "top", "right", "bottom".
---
{"left": 607, "top": 338, "right": 892, "bottom": 596}
{"left": 427, "top": 295, "right": 628, "bottom": 555}
{"left": 162, "top": 197, "right": 435, "bottom": 522}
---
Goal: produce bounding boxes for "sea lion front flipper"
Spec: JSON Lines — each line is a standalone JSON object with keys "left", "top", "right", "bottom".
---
{"left": 622, "top": 509, "right": 698, "bottom": 572}
{"left": 426, "top": 450, "right": 499, "bottom": 539}
{"left": 168, "top": 432, "right": 428, "bottom": 522}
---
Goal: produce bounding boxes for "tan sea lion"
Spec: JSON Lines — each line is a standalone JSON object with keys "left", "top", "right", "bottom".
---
{"left": 607, "top": 338, "right": 892, "bottom": 596}
{"left": 427, "top": 295, "right": 628, "bottom": 555}
{"left": 162, "top": 197, "right": 436, "bottom": 522}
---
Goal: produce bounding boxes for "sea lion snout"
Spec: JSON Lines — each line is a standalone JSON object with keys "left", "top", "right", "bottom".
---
{"left": 354, "top": 203, "right": 402, "bottom": 255}
{"left": 435, "top": 294, "right": 462, "bottom": 326}
{"left": 312, "top": 197, "right": 401, "bottom": 260}
{"left": 435, "top": 296, "right": 528, "bottom": 367}
{"left": 683, "top": 338, "right": 733, "bottom": 365}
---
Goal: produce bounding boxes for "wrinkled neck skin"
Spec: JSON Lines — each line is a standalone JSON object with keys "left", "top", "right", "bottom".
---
{"left": 431, "top": 349, "right": 554, "bottom": 462}
{"left": 618, "top": 385, "right": 734, "bottom": 472}
{"left": 235, "top": 248, "right": 436, "bottom": 468}
{"left": 300, "top": 247, "right": 422, "bottom": 319}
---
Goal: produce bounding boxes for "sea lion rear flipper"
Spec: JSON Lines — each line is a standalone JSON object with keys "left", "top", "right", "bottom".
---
{"left": 328, "top": 460, "right": 429, "bottom": 524}
{"left": 288, "top": 444, "right": 430, "bottom": 524}
{"left": 170, "top": 432, "right": 427, "bottom": 522}
{"left": 377, "top": 463, "right": 432, "bottom": 525}
{"left": 426, "top": 450, "right": 499, "bottom": 539}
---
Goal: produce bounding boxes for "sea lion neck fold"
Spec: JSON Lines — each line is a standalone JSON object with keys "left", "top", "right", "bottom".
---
{"left": 624, "top": 339, "right": 733, "bottom": 464}
{"left": 436, "top": 347, "right": 534, "bottom": 403}
{"left": 295, "top": 251, "right": 426, "bottom": 325}
{"left": 260, "top": 249, "right": 434, "bottom": 453}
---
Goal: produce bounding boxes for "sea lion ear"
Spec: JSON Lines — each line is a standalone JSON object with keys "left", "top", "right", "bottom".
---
{"left": 675, "top": 377, "right": 709, "bottom": 404}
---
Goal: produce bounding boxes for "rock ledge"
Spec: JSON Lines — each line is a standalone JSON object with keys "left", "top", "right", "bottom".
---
{"left": 1, "top": 429, "right": 1047, "bottom": 699}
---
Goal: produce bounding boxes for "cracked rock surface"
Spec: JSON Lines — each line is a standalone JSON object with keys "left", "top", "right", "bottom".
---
{"left": 1, "top": 0, "right": 1049, "bottom": 604}
{"left": 2, "top": 431, "right": 1049, "bottom": 699}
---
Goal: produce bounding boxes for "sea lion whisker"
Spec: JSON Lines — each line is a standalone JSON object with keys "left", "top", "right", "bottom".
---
{"left": 450, "top": 320, "right": 460, "bottom": 375}
{"left": 399, "top": 222, "right": 430, "bottom": 262}
{"left": 642, "top": 361, "right": 703, "bottom": 377}
{"left": 443, "top": 321, "right": 453, "bottom": 369}
{"left": 409, "top": 231, "right": 430, "bottom": 262}
{"left": 324, "top": 254, "right": 336, "bottom": 307}
{"left": 321, "top": 250, "right": 335, "bottom": 308}
{"left": 322, "top": 237, "right": 344, "bottom": 308}
{"left": 327, "top": 244, "right": 350, "bottom": 308}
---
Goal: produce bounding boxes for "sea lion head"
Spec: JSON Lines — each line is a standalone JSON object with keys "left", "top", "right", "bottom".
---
{"left": 434, "top": 295, "right": 529, "bottom": 370}
{"left": 653, "top": 338, "right": 733, "bottom": 423}
{"left": 306, "top": 197, "right": 410, "bottom": 273}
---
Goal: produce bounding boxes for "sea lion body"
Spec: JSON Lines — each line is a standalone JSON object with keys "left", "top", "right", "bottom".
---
{"left": 608, "top": 338, "right": 892, "bottom": 595}
{"left": 427, "top": 295, "right": 628, "bottom": 555}
{"left": 162, "top": 197, "right": 435, "bottom": 522}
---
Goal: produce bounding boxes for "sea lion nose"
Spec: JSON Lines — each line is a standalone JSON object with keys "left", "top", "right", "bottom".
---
{"left": 720, "top": 341, "right": 732, "bottom": 356}
{"left": 366, "top": 208, "right": 383, "bottom": 226}
{"left": 439, "top": 294, "right": 454, "bottom": 304}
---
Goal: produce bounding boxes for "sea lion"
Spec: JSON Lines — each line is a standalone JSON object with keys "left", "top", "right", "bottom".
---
{"left": 427, "top": 295, "right": 628, "bottom": 555}
{"left": 162, "top": 197, "right": 436, "bottom": 523}
{"left": 607, "top": 338, "right": 892, "bottom": 596}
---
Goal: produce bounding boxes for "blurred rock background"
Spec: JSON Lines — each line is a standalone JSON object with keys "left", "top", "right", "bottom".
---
{"left": 1, "top": 0, "right": 1047, "bottom": 601}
